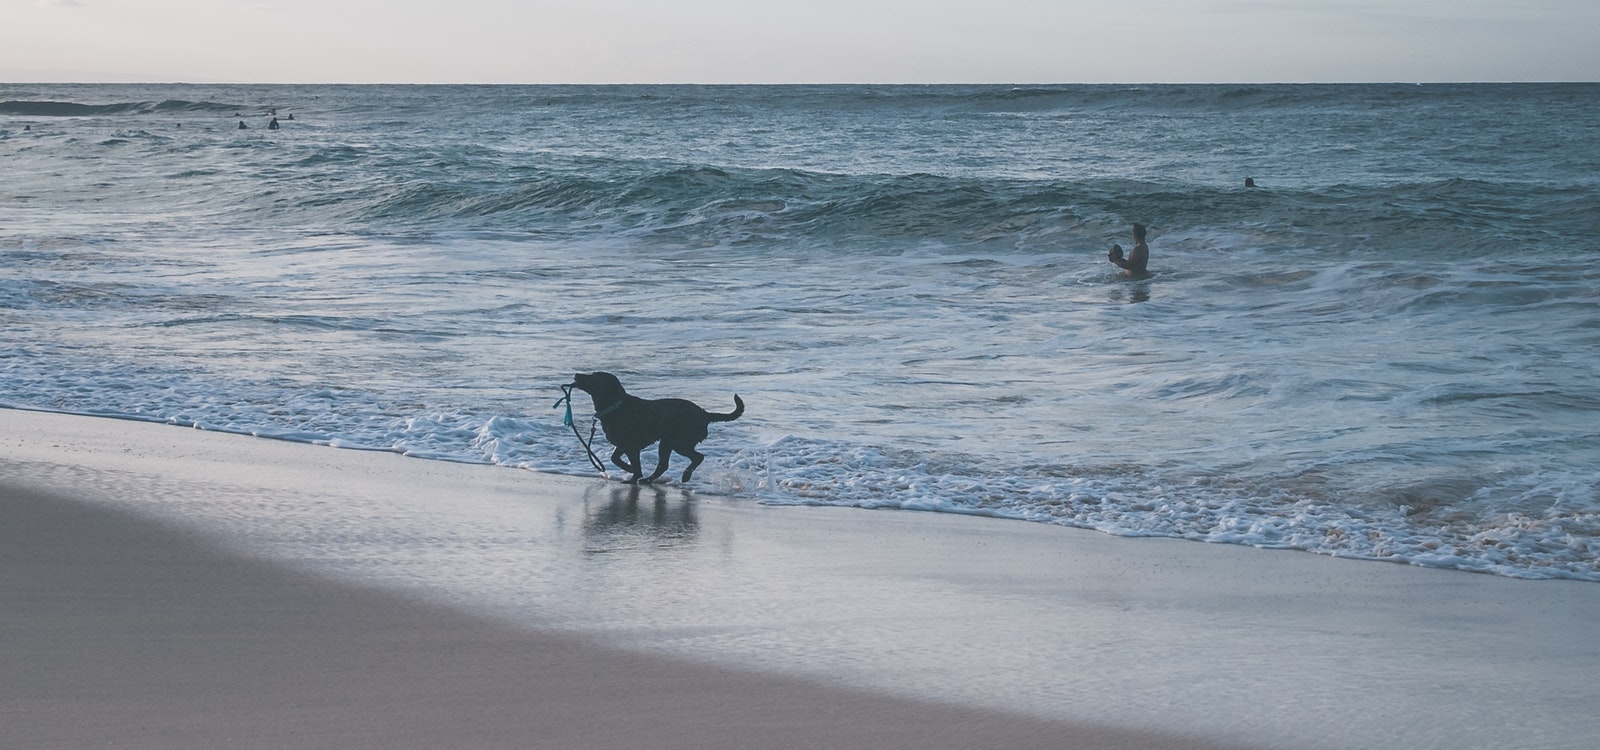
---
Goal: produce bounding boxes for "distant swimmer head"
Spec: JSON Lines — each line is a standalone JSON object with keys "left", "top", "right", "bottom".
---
{"left": 237, "top": 120, "right": 247, "bottom": 129}
{"left": 1245, "top": 177, "right": 1256, "bottom": 187}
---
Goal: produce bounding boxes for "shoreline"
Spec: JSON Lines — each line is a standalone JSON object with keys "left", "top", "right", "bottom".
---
{"left": 5, "top": 408, "right": 1599, "bottom": 749}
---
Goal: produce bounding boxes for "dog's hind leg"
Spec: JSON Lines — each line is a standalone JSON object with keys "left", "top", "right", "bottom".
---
{"left": 677, "top": 446, "right": 705, "bottom": 482}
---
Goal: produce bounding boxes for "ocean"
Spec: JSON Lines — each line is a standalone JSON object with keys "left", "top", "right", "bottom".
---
{"left": 4, "top": 82, "right": 1598, "bottom": 582}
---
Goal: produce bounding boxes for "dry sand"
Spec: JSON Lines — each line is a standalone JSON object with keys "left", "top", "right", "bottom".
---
{"left": 4, "top": 408, "right": 1598, "bottom": 749}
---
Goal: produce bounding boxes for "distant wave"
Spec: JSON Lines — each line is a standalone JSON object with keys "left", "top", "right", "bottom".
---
{"left": 271, "top": 155, "right": 1574, "bottom": 257}
{"left": 0, "top": 99, "right": 240, "bottom": 116}
{"left": 300, "top": 162, "right": 1115, "bottom": 245}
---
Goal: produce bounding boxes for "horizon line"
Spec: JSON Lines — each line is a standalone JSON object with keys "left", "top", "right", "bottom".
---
{"left": 4, "top": 79, "right": 1597, "bottom": 86}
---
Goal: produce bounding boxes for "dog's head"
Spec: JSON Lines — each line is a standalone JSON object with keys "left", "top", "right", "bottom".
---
{"left": 569, "top": 371, "right": 626, "bottom": 401}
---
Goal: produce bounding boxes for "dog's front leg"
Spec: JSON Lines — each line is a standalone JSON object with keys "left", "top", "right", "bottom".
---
{"left": 611, "top": 447, "right": 643, "bottom": 482}
{"left": 643, "top": 442, "right": 674, "bottom": 484}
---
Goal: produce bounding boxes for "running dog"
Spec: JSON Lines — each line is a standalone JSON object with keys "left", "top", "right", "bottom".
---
{"left": 568, "top": 371, "right": 744, "bottom": 483}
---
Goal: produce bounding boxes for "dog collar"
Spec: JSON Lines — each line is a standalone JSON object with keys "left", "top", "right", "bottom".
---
{"left": 595, "top": 401, "right": 622, "bottom": 418}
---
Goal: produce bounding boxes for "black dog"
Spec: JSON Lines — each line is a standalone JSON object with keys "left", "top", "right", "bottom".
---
{"left": 568, "top": 372, "right": 744, "bottom": 483}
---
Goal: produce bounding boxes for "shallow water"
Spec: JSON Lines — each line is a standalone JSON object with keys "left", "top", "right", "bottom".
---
{"left": 4, "top": 83, "right": 1598, "bottom": 580}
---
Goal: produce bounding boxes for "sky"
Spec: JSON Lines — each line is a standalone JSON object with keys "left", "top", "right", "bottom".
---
{"left": 2, "top": 0, "right": 1597, "bottom": 84}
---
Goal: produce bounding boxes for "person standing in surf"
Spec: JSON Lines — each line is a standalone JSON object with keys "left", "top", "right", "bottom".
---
{"left": 1108, "top": 223, "right": 1150, "bottom": 277}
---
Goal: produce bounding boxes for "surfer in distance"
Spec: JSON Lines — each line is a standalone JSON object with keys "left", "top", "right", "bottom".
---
{"left": 1108, "top": 223, "right": 1150, "bottom": 278}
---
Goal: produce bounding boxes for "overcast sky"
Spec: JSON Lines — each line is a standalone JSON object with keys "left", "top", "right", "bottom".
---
{"left": 3, "top": 0, "right": 1597, "bottom": 83}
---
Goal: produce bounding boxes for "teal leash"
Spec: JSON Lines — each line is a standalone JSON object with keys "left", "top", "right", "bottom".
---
{"left": 554, "top": 385, "right": 609, "bottom": 476}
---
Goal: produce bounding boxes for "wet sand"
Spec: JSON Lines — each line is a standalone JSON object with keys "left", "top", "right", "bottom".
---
{"left": 4, "top": 408, "right": 1598, "bottom": 749}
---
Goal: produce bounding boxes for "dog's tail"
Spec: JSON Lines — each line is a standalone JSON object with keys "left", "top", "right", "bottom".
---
{"left": 708, "top": 394, "right": 744, "bottom": 423}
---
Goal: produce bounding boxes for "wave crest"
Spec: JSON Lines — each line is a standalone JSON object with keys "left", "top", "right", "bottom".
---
{"left": 0, "top": 99, "right": 241, "bottom": 116}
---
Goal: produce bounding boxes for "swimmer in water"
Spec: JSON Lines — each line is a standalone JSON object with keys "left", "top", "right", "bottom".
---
{"left": 1108, "top": 223, "right": 1150, "bottom": 278}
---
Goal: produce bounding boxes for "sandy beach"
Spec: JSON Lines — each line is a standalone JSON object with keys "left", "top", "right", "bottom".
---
{"left": 4, "top": 408, "right": 1598, "bottom": 750}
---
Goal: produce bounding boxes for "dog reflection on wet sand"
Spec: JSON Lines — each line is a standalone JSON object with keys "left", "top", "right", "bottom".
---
{"left": 581, "top": 484, "right": 698, "bottom": 554}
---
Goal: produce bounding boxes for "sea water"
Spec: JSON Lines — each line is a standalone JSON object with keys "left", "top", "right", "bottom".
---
{"left": 3, "top": 83, "right": 1597, "bottom": 581}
